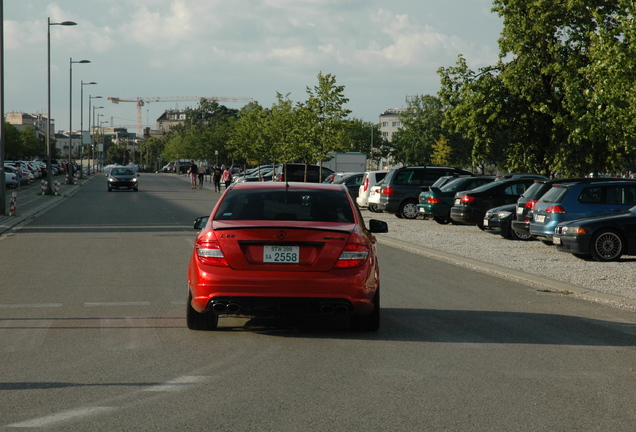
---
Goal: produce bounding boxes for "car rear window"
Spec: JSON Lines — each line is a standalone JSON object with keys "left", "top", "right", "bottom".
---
{"left": 214, "top": 189, "right": 355, "bottom": 223}
{"left": 540, "top": 186, "right": 570, "bottom": 203}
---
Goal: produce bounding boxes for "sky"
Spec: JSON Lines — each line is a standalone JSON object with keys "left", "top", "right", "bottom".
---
{"left": 4, "top": 0, "right": 503, "bottom": 135}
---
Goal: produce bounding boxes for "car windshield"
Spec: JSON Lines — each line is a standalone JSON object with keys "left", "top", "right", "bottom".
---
{"left": 112, "top": 168, "right": 134, "bottom": 175}
{"left": 214, "top": 188, "right": 355, "bottom": 223}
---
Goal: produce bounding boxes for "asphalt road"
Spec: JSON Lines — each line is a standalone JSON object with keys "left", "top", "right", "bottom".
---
{"left": 1, "top": 174, "right": 635, "bottom": 431}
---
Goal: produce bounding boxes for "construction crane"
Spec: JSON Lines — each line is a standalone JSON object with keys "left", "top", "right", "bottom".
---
{"left": 107, "top": 96, "right": 254, "bottom": 137}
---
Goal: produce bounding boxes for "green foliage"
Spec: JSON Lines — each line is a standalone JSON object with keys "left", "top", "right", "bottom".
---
{"left": 438, "top": 0, "right": 636, "bottom": 176}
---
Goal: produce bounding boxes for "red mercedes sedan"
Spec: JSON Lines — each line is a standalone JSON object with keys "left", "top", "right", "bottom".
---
{"left": 187, "top": 181, "right": 388, "bottom": 331}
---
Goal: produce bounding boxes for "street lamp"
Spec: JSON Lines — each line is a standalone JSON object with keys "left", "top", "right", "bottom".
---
{"left": 79, "top": 81, "right": 96, "bottom": 178}
{"left": 47, "top": 18, "right": 77, "bottom": 194}
{"left": 68, "top": 57, "right": 90, "bottom": 182}
{"left": 89, "top": 96, "right": 102, "bottom": 174}
{"left": 91, "top": 103, "right": 103, "bottom": 173}
{"left": 100, "top": 119, "right": 109, "bottom": 170}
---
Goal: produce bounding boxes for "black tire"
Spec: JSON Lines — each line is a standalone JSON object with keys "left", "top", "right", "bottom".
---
{"left": 186, "top": 291, "right": 218, "bottom": 330}
{"left": 398, "top": 201, "right": 419, "bottom": 219}
{"left": 591, "top": 229, "right": 624, "bottom": 262}
{"left": 433, "top": 216, "right": 450, "bottom": 224}
{"left": 368, "top": 204, "right": 381, "bottom": 213}
{"left": 108, "top": 186, "right": 112, "bottom": 192}
{"left": 351, "top": 288, "right": 380, "bottom": 331}
{"left": 572, "top": 253, "right": 591, "bottom": 260}
{"left": 510, "top": 227, "right": 533, "bottom": 241}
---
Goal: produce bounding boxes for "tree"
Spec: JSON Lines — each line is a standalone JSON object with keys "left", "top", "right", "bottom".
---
{"left": 304, "top": 72, "right": 351, "bottom": 164}
{"left": 439, "top": 1, "right": 630, "bottom": 177}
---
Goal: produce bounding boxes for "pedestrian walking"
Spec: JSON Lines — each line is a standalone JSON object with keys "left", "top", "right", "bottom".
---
{"left": 212, "top": 165, "right": 222, "bottom": 192}
{"left": 221, "top": 167, "right": 232, "bottom": 189}
{"left": 198, "top": 162, "right": 206, "bottom": 189}
{"left": 188, "top": 160, "right": 198, "bottom": 189}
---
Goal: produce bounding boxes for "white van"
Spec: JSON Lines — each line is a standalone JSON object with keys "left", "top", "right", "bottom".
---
{"left": 356, "top": 171, "right": 388, "bottom": 211}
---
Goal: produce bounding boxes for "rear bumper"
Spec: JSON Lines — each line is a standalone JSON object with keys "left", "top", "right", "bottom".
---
{"left": 511, "top": 220, "right": 530, "bottom": 235}
{"left": 450, "top": 207, "right": 482, "bottom": 225}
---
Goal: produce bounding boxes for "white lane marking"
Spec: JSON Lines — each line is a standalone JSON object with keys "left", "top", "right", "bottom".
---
{"left": 0, "top": 303, "right": 62, "bottom": 308}
{"left": 7, "top": 407, "right": 113, "bottom": 428}
{"left": 85, "top": 302, "right": 151, "bottom": 307}
{"left": 144, "top": 375, "right": 210, "bottom": 392}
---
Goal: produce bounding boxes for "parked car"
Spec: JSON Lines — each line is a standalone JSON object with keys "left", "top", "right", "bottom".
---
{"left": 377, "top": 166, "right": 474, "bottom": 219}
{"left": 482, "top": 203, "right": 534, "bottom": 240}
{"left": 356, "top": 171, "right": 388, "bottom": 211}
{"left": 187, "top": 181, "right": 389, "bottom": 331}
{"left": 511, "top": 178, "right": 620, "bottom": 239}
{"left": 529, "top": 180, "right": 636, "bottom": 244}
{"left": 494, "top": 173, "right": 549, "bottom": 182}
{"left": 107, "top": 167, "right": 139, "bottom": 191}
{"left": 274, "top": 163, "right": 334, "bottom": 183}
{"left": 333, "top": 172, "right": 364, "bottom": 200}
{"left": 4, "top": 171, "right": 18, "bottom": 188}
{"left": 418, "top": 175, "right": 496, "bottom": 224}
{"left": 366, "top": 178, "right": 385, "bottom": 213}
{"left": 4, "top": 164, "right": 30, "bottom": 185}
{"left": 450, "top": 178, "right": 540, "bottom": 228}
{"left": 553, "top": 205, "right": 636, "bottom": 261}
{"left": 323, "top": 172, "right": 360, "bottom": 184}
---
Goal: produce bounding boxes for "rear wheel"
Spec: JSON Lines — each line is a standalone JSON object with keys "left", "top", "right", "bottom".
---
{"left": 398, "top": 201, "right": 418, "bottom": 219}
{"left": 510, "top": 227, "right": 533, "bottom": 241}
{"left": 591, "top": 229, "right": 624, "bottom": 262}
{"left": 433, "top": 216, "right": 450, "bottom": 224}
{"left": 368, "top": 204, "right": 380, "bottom": 213}
{"left": 351, "top": 288, "right": 380, "bottom": 331}
{"left": 186, "top": 290, "right": 218, "bottom": 330}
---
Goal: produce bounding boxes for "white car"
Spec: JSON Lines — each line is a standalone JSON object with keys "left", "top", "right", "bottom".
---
{"left": 5, "top": 171, "right": 18, "bottom": 188}
{"left": 365, "top": 177, "right": 386, "bottom": 213}
{"left": 356, "top": 171, "right": 388, "bottom": 211}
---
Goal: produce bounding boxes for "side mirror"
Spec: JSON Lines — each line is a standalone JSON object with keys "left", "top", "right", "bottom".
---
{"left": 193, "top": 216, "right": 209, "bottom": 230}
{"left": 368, "top": 219, "right": 388, "bottom": 233}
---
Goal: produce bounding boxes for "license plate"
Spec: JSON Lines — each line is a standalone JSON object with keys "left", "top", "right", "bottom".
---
{"left": 483, "top": 219, "right": 489, "bottom": 226}
{"left": 454, "top": 199, "right": 461, "bottom": 205}
{"left": 536, "top": 215, "right": 546, "bottom": 223}
{"left": 516, "top": 207, "right": 523, "bottom": 214}
{"left": 553, "top": 237, "right": 561, "bottom": 245}
{"left": 263, "top": 245, "right": 299, "bottom": 263}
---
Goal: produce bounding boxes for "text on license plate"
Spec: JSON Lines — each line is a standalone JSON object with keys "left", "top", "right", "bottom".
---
{"left": 263, "top": 245, "right": 300, "bottom": 263}
{"left": 536, "top": 215, "right": 546, "bottom": 223}
{"left": 454, "top": 199, "right": 461, "bottom": 205}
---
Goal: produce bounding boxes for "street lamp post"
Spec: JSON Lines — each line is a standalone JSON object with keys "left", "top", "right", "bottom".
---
{"left": 91, "top": 104, "right": 103, "bottom": 173}
{"left": 89, "top": 96, "right": 102, "bottom": 174}
{"left": 68, "top": 58, "right": 90, "bottom": 182}
{"left": 79, "top": 81, "right": 96, "bottom": 178}
{"left": 100, "top": 119, "right": 109, "bottom": 170}
{"left": 47, "top": 18, "right": 77, "bottom": 194}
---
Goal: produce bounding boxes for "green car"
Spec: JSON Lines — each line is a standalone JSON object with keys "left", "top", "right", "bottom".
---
{"left": 418, "top": 176, "right": 496, "bottom": 224}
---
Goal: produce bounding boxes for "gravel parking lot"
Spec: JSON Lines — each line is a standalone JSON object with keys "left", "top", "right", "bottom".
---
{"left": 362, "top": 209, "right": 636, "bottom": 309}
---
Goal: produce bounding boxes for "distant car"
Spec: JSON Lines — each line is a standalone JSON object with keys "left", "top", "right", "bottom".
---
{"left": 4, "top": 171, "right": 18, "bottom": 188}
{"left": 494, "top": 173, "right": 549, "bottom": 182}
{"left": 187, "top": 182, "right": 388, "bottom": 331}
{"left": 378, "top": 166, "right": 474, "bottom": 219}
{"left": 107, "top": 167, "right": 139, "bottom": 191}
{"left": 553, "top": 206, "right": 636, "bottom": 261}
{"left": 511, "top": 178, "right": 621, "bottom": 239}
{"left": 450, "top": 178, "right": 540, "bottom": 228}
{"left": 366, "top": 178, "right": 385, "bottom": 213}
{"left": 333, "top": 172, "right": 364, "bottom": 200}
{"left": 418, "top": 176, "right": 496, "bottom": 224}
{"left": 529, "top": 180, "right": 636, "bottom": 244}
{"left": 357, "top": 171, "right": 388, "bottom": 211}
{"left": 482, "top": 203, "right": 534, "bottom": 240}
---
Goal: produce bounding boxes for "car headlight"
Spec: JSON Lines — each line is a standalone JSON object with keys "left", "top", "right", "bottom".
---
{"left": 497, "top": 211, "right": 513, "bottom": 219}
{"left": 559, "top": 225, "right": 587, "bottom": 235}
{"left": 131, "top": 177, "right": 138, "bottom": 182}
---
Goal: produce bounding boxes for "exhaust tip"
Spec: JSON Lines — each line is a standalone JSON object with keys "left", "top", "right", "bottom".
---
{"left": 226, "top": 303, "right": 241, "bottom": 313}
{"left": 211, "top": 302, "right": 227, "bottom": 313}
{"left": 334, "top": 305, "right": 350, "bottom": 314}
{"left": 320, "top": 304, "right": 335, "bottom": 315}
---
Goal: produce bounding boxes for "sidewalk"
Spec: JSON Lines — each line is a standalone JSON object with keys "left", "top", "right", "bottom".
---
{"left": 0, "top": 175, "right": 89, "bottom": 235}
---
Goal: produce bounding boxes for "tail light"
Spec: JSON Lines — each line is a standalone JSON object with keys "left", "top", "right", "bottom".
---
{"left": 546, "top": 205, "right": 566, "bottom": 214}
{"left": 335, "top": 243, "right": 369, "bottom": 268}
{"left": 461, "top": 195, "right": 475, "bottom": 203}
{"left": 524, "top": 199, "right": 538, "bottom": 210}
{"left": 427, "top": 197, "right": 442, "bottom": 204}
{"left": 381, "top": 187, "right": 394, "bottom": 196}
{"left": 363, "top": 178, "right": 369, "bottom": 192}
{"left": 196, "top": 240, "right": 229, "bottom": 266}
